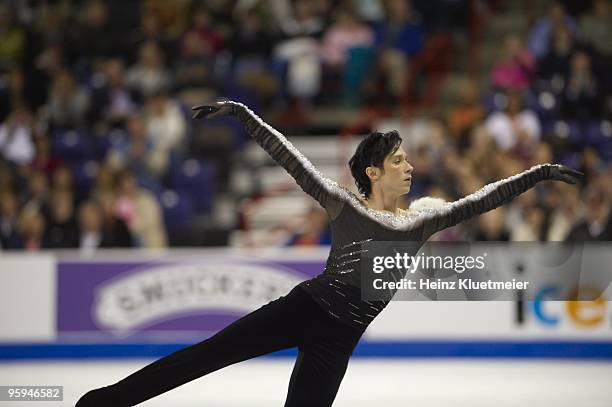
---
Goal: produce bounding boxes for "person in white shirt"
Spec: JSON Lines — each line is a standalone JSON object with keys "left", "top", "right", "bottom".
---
{"left": 485, "top": 91, "right": 541, "bottom": 151}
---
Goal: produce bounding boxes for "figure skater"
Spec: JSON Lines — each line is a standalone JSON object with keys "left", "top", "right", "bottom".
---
{"left": 76, "top": 101, "right": 582, "bottom": 407}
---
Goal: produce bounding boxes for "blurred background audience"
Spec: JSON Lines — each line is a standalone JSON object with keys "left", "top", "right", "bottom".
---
{"left": 0, "top": 0, "right": 610, "bottom": 250}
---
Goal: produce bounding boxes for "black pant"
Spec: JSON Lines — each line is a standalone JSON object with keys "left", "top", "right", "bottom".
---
{"left": 75, "top": 285, "right": 365, "bottom": 407}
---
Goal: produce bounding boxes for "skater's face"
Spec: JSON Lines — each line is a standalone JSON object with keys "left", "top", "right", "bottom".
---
{"left": 367, "top": 147, "right": 413, "bottom": 196}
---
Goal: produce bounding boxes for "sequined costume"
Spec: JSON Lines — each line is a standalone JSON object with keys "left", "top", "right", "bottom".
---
{"left": 231, "top": 101, "right": 555, "bottom": 330}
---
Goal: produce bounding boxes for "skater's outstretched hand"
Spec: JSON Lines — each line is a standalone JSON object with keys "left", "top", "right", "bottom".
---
{"left": 547, "top": 164, "right": 584, "bottom": 185}
{"left": 191, "top": 101, "right": 239, "bottom": 120}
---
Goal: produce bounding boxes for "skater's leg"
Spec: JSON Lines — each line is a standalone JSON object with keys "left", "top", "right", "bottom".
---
{"left": 283, "top": 304, "right": 364, "bottom": 407}
{"left": 283, "top": 341, "right": 356, "bottom": 407}
{"left": 76, "top": 287, "right": 307, "bottom": 407}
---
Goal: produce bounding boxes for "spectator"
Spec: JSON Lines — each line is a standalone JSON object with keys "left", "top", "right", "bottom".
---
{"left": 537, "top": 26, "right": 575, "bottom": 84}
{"left": 447, "top": 79, "right": 485, "bottom": 143}
{"left": 43, "top": 189, "right": 79, "bottom": 248}
{"left": 229, "top": 8, "right": 278, "bottom": 105}
{"left": 51, "top": 165, "right": 75, "bottom": 195}
{"left": 30, "top": 136, "right": 63, "bottom": 176}
{"left": 89, "top": 58, "right": 138, "bottom": 126}
{"left": 320, "top": 6, "right": 374, "bottom": 70}
{"left": 0, "top": 66, "right": 28, "bottom": 122}
{"left": 97, "top": 192, "right": 133, "bottom": 248}
{"left": 273, "top": 0, "right": 326, "bottom": 105}
{"left": 77, "top": 200, "right": 107, "bottom": 252}
{"left": 474, "top": 207, "right": 510, "bottom": 241}
{"left": 0, "top": 191, "right": 23, "bottom": 249}
{"left": 579, "top": 0, "right": 612, "bottom": 57}
{"left": 561, "top": 51, "right": 602, "bottom": 120}
{"left": 371, "top": 0, "right": 424, "bottom": 101}
{"left": 510, "top": 204, "right": 549, "bottom": 241}
{"left": 529, "top": 1, "right": 577, "bottom": 59}
{"left": 185, "top": 4, "right": 224, "bottom": 56}
{"left": 285, "top": 205, "right": 331, "bottom": 246}
{"left": 18, "top": 209, "right": 45, "bottom": 251}
{"left": 129, "top": 10, "right": 173, "bottom": 63}
{"left": 174, "top": 30, "right": 215, "bottom": 93}
{"left": 485, "top": 91, "right": 541, "bottom": 154}
{"left": 114, "top": 170, "right": 167, "bottom": 248}
{"left": 22, "top": 170, "right": 49, "bottom": 214}
{"left": 0, "top": 106, "right": 35, "bottom": 166}
{"left": 126, "top": 41, "right": 172, "bottom": 99}
{"left": 0, "top": 5, "right": 26, "bottom": 71}
{"left": 566, "top": 184, "right": 612, "bottom": 240}
{"left": 46, "top": 69, "right": 91, "bottom": 130}
{"left": 91, "top": 163, "right": 115, "bottom": 200}
{"left": 490, "top": 35, "right": 535, "bottom": 91}
{"left": 143, "top": 91, "right": 187, "bottom": 164}
{"left": 65, "top": 0, "right": 115, "bottom": 69}
{"left": 107, "top": 114, "right": 165, "bottom": 187}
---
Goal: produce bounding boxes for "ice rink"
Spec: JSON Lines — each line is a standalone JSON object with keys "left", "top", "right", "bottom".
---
{"left": 1, "top": 358, "right": 612, "bottom": 407}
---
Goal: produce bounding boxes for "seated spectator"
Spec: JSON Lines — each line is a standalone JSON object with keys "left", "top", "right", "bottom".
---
{"left": 126, "top": 41, "right": 172, "bottom": 99}
{"left": 30, "top": 136, "right": 63, "bottom": 176}
{"left": 0, "top": 160, "right": 14, "bottom": 194}
{"left": 0, "top": 106, "right": 35, "bottom": 166}
{"left": 97, "top": 191, "right": 133, "bottom": 248}
{"left": 46, "top": 69, "right": 91, "bottom": 130}
{"left": 561, "top": 51, "right": 603, "bottom": 121}
{"left": 174, "top": 30, "right": 215, "bottom": 93}
{"left": 529, "top": 1, "right": 577, "bottom": 60}
{"left": 285, "top": 205, "right": 331, "bottom": 246}
{"left": 371, "top": 0, "right": 425, "bottom": 101}
{"left": 129, "top": 10, "right": 173, "bottom": 64}
{"left": 229, "top": 8, "right": 277, "bottom": 106}
{"left": 320, "top": 4, "right": 374, "bottom": 104}
{"left": 566, "top": 184, "right": 612, "bottom": 240}
{"left": 447, "top": 79, "right": 485, "bottom": 143}
{"left": 474, "top": 207, "right": 510, "bottom": 241}
{"left": 485, "top": 91, "right": 541, "bottom": 155}
{"left": 89, "top": 58, "right": 138, "bottom": 127}
{"left": 91, "top": 163, "right": 115, "bottom": 200}
{"left": 106, "top": 114, "right": 163, "bottom": 191}
{"left": 77, "top": 200, "right": 107, "bottom": 252}
{"left": 18, "top": 209, "right": 45, "bottom": 251}
{"left": 272, "top": 0, "right": 326, "bottom": 107}
{"left": 144, "top": 91, "right": 187, "bottom": 163}
{"left": 51, "top": 164, "right": 75, "bottom": 194}
{"left": 579, "top": 0, "right": 612, "bottom": 57}
{"left": 0, "top": 5, "right": 26, "bottom": 71}
{"left": 510, "top": 204, "right": 549, "bottom": 241}
{"left": 43, "top": 189, "right": 79, "bottom": 248}
{"left": 185, "top": 4, "right": 224, "bottom": 56}
{"left": 0, "top": 66, "right": 28, "bottom": 122}
{"left": 21, "top": 170, "right": 49, "bottom": 215}
{"left": 537, "top": 26, "right": 575, "bottom": 85}
{"left": 114, "top": 170, "right": 167, "bottom": 248}
{"left": 65, "top": 0, "right": 117, "bottom": 69}
{"left": 320, "top": 5, "right": 374, "bottom": 70}
{"left": 0, "top": 191, "right": 23, "bottom": 249}
{"left": 490, "top": 35, "right": 535, "bottom": 91}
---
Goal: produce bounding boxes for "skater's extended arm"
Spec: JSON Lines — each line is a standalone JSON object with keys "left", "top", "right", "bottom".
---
{"left": 415, "top": 164, "right": 583, "bottom": 238}
{"left": 192, "top": 101, "right": 346, "bottom": 217}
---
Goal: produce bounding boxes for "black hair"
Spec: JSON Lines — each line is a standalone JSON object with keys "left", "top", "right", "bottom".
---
{"left": 349, "top": 130, "right": 402, "bottom": 198}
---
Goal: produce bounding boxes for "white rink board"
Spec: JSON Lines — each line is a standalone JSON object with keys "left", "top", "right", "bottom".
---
{"left": 0, "top": 255, "right": 56, "bottom": 342}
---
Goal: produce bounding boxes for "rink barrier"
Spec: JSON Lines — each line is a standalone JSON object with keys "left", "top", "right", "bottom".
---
{"left": 1, "top": 341, "right": 612, "bottom": 360}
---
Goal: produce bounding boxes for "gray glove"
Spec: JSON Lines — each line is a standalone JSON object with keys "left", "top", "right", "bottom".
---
{"left": 547, "top": 164, "right": 584, "bottom": 185}
{"left": 191, "top": 101, "right": 239, "bottom": 119}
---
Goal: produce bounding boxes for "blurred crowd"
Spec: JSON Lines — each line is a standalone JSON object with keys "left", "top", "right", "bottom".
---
{"left": 404, "top": 0, "right": 612, "bottom": 243}
{"left": 0, "top": 0, "right": 610, "bottom": 251}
